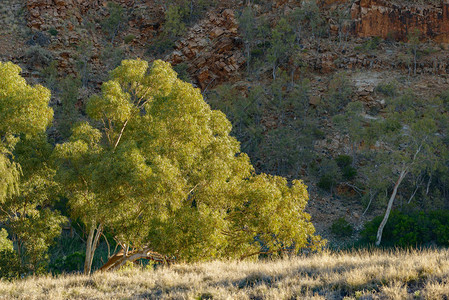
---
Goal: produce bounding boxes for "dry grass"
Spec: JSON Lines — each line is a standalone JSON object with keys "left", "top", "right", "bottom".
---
{"left": 1, "top": 249, "right": 449, "bottom": 299}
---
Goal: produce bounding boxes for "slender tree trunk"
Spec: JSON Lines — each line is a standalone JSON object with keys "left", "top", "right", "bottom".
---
{"left": 413, "top": 48, "right": 417, "bottom": 76}
{"left": 245, "top": 42, "right": 251, "bottom": 71}
{"left": 84, "top": 223, "right": 103, "bottom": 275}
{"left": 375, "top": 169, "right": 407, "bottom": 246}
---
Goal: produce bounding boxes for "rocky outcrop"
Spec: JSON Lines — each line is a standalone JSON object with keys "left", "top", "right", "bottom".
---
{"left": 167, "top": 9, "right": 245, "bottom": 89}
{"left": 24, "top": 0, "right": 164, "bottom": 81}
{"left": 351, "top": 0, "right": 449, "bottom": 42}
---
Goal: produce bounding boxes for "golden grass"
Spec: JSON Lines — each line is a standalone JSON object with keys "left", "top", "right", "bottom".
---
{"left": 1, "top": 249, "right": 449, "bottom": 299}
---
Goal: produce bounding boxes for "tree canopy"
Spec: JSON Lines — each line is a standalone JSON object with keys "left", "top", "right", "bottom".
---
{"left": 0, "top": 62, "right": 53, "bottom": 203}
{"left": 0, "top": 62, "right": 63, "bottom": 273}
{"left": 54, "top": 59, "right": 323, "bottom": 273}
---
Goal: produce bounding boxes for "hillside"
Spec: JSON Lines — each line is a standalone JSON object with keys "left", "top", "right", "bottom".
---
{"left": 2, "top": 0, "right": 449, "bottom": 274}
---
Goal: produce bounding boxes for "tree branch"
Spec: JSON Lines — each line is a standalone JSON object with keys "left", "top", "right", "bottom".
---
{"left": 113, "top": 119, "right": 129, "bottom": 150}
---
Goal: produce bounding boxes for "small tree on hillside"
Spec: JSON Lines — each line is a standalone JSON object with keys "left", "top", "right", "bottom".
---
{"left": 364, "top": 92, "right": 444, "bottom": 245}
{"left": 268, "top": 18, "right": 295, "bottom": 79}
{"left": 239, "top": 6, "right": 257, "bottom": 71}
{"left": 407, "top": 28, "right": 421, "bottom": 76}
{"left": 333, "top": 101, "right": 365, "bottom": 165}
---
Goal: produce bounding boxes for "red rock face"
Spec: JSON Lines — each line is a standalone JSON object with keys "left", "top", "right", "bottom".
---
{"left": 351, "top": 0, "right": 449, "bottom": 42}
{"left": 166, "top": 9, "right": 245, "bottom": 89}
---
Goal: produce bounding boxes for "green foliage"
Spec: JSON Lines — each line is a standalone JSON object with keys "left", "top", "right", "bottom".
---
{"left": 207, "top": 84, "right": 265, "bottom": 164}
{"left": 335, "top": 155, "right": 357, "bottom": 181}
{"left": 54, "top": 76, "right": 82, "bottom": 141}
{"left": 317, "top": 158, "right": 341, "bottom": 193}
{"left": 318, "top": 174, "right": 338, "bottom": 192}
{"left": 2, "top": 134, "right": 66, "bottom": 272}
{"left": 355, "top": 37, "right": 381, "bottom": 52}
{"left": 164, "top": 5, "right": 186, "bottom": 38}
{"left": 290, "top": 0, "right": 325, "bottom": 40}
{"left": 173, "top": 62, "right": 192, "bottom": 83}
{"left": 361, "top": 210, "right": 449, "bottom": 247}
{"left": 0, "top": 229, "right": 13, "bottom": 252}
{"left": 40, "top": 60, "right": 59, "bottom": 90}
{"left": 0, "top": 61, "right": 59, "bottom": 275}
{"left": 363, "top": 91, "right": 444, "bottom": 198}
{"left": 55, "top": 59, "right": 323, "bottom": 267}
{"left": 48, "top": 27, "right": 58, "bottom": 36}
{"left": 323, "top": 72, "right": 352, "bottom": 115}
{"left": 50, "top": 251, "right": 85, "bottom": 274}
{"left": 0, "top": 61, "right": 54, "bottom": 203}
{"left": 147, "top": 37, "right": 175, "bottom": 56}
{"left": 101, "top": 2, "right": 126, "bottom": 42}
{"left": 208, "top": 77, "right": 318, "bottom": 177}
{"left": 25, "top": 46, "right": 53, "bottom": 68}
{"left": 124, "top": 34, "right": 136, "bottom": 44}
{"left": 331, "top": 217, "right": 353, "bottom": 238}
{"left": 335, "top": 155, "right": 352, "bottom": 169}
{"left": 318, "top": 155, "right": 357, "bottom": 192}
{"left": 375, "top": 81, "right": 398, "bottom": 97}
{"left": 0, "top": 249, "right": 24, "bottom": 280}
{"left": 238, "top": 6, "right": 257, "bottom": 70}
{"left": 268, "top": 18, "right": 296, "bottom": 79}
{"left": 74, "top": 40, "right": 93, "bottom": 86}
{"left": 100, "top": 45, "right": 125, "bottom": 71}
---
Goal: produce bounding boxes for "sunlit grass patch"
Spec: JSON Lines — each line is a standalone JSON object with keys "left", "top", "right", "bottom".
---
{"left": 0, "top": 248, "right": 448, "bottom": 299}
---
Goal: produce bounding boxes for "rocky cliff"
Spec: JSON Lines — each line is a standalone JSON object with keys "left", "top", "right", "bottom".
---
{"left": 167, "top": 9, "right": 245, "bottom": 89}
{"left": 352, "top": 0, "right": 449, "bottom": 42}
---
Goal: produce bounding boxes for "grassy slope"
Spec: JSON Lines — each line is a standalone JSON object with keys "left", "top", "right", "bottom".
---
{"left": 1, "top": 249, "right": 448, "bottom": 299}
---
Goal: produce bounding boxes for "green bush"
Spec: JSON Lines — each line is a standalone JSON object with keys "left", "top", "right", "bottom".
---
{"left": 0, "top": 249, "right": 25, "bottom": 280}
{"left": 360, "top": 210, "right": 449, "bottom": 247}
{"left": 49, "top": 252, "right": 85, "bottom": 274}
{"left": 318, "top": 174, "right": 337, "bottom": 192}
{"left": 355, "top": 36, "right": 381, "bottom": 52}
{"left": 341, "top": 165, "right": 357, "bottom": 181}
{"left": 48, "top": 27, "right": 58, "bottom": 36}
{"left": 375, "top": 81, "right": 398, "bottom": 97}
{"left": 335, "top": 155, "right": 357, "bottom": 181}
{"left": 147, "top": 38, "right": 175, "bottom": 56}
{"left": 25, "top": 46, "right": 53, "bottom": 67}
{"left": 124, "top": 34, "right": 136, "bottom": 44}
{"left": 173, "top": 62, "right": 192, "bottom": 83}
{"left": 101, "top": 2, "right": 125, "bottom": 41}
{"left": 331, "top": 217, "right": 353, "bottom": 238}
{"left": 335, "top": 155, "right": 352, "bottom": 169}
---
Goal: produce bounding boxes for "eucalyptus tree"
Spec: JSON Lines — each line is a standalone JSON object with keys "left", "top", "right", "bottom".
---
{"left": 0, "top": 62, "right": 51, "bottom": 202}
{"left": 55, "top": 59, "right": 323, "bottom": 274}
{"left": 0, "top": 62, "right": 62, "bottom": 273}
{"left": 364, "top": 92, "right": 444, "bottom": 245}
{"left": 333, "top": 101, "right": 365, "bottom": 165}
{"left": 239, "top": 6, "right": 257, "bottom": 71}
{"left": 268, "top": 18, "right": 296, "bottom": 79}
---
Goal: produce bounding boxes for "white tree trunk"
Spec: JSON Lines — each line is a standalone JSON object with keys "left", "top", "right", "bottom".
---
{"left": 375, "top": 169, "right": 407, "bottom": 246}
{"left": 84, "top": 223, "right": 103, "bottom": 275}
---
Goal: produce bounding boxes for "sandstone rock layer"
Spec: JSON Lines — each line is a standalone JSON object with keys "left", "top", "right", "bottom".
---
{"left": 167, "top": 9, "right": 245, "bottom": 89}
{"left": 352, "top": 0, "right": 449, "bottom": 42}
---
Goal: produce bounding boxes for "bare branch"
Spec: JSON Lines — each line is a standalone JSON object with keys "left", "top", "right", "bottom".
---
{"left": 113, "top": 119, "right": 129, "bottom": 150}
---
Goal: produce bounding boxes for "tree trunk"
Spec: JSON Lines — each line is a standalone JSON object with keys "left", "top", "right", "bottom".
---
{"left": 84, "top": 223, "right": 103, "bottom": 275}
{"left": 375, "top": 169, "right": 407, "bottom": 246}
{"left": 98, "top": 247, "right": 174, "bottom": 272}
